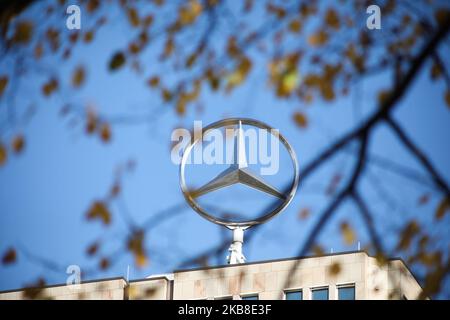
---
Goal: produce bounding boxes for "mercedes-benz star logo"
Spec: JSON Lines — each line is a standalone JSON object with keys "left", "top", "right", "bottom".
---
{"left": 180, "top": 118, "right": 299, "bottom": 264}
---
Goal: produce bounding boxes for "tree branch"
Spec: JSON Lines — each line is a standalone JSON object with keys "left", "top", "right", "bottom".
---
{"left": 386, "top": 117, "right": 450, "bottom": 199}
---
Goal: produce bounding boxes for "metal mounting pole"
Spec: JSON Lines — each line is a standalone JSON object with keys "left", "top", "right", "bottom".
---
{"left": 227, "top": 227, "right": 246, "bottom": 264}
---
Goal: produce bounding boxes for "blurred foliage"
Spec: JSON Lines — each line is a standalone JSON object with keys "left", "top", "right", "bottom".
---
{"left": 0, "top": 0, "right": 449, "bottom": 299}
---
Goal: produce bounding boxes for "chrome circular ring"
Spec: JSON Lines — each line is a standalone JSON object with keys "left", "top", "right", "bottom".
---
{"left": 180, "top": 118, "right": 299, "bottom": 228}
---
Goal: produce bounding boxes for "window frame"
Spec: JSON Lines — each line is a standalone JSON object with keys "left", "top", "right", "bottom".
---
{"left": 336, "top": 283, "right": 356, "bottom": 300}
{"left": 283, "top": 288, "right": 303, "bottom": 300}
{"left": 240, "top": 293, "right": 259, "bottom": 300}
{"left": 311, "top": 286, "right": 329, "bottom": 300}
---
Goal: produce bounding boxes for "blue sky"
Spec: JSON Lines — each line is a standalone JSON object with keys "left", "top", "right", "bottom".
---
{"left": 0, "top": 1, "right": 449, "bottom": 297}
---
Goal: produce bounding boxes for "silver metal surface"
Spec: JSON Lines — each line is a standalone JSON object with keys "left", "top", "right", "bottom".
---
{"left": 180, "top": 118, "right": 299, "bottom": 229}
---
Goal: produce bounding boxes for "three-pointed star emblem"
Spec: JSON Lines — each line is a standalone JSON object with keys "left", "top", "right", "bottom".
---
{"left": 190, "top": 121, "right": 286, "bottom": 200}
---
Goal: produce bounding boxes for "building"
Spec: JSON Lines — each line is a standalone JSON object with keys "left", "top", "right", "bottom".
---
{"left": 0, "top": 251, "right": 423, "bottom": 300}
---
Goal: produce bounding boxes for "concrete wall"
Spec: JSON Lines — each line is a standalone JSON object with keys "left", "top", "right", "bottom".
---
{"left": 0, "top": 278, "right": 127, "bottom": 300}
{"left": 172, "top": 252, "right": 422, "bottom": 300}
{"left": 0, "top": 252, "right": 423, "bottom": 300}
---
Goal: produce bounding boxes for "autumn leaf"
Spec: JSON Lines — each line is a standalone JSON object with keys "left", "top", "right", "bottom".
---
{"left": 99, "top": 123, "right": 112, "bottom": 143}
{"left": 126, "top": 8, "right": 140, "bottom": 27}
{"left": 325, "top": 9, "right": 340, "bottom": 29}
{"left": 417, "top": 193, "right": 430, "bottom": 206}
{"left": 86, "top": 201, "right": 111, "bottom": 225}
{"left": 0, "top": 143, "right": 7, "bottom": 166}
{"left": 445, "top": 90, "right": 450, "bottom": 108}
{"left": 110, "top": 182, "right": 120, "bottom": 198}
{"left": 435, "top": 197, "right": 450, "bottom": 220}
{"left": 279, "top": 69, "right": 299, "bottom": 96}
{"left": 328, "top": 262, "right": 341, "bottom": 275}
{"left": 298, "top": 208, "right": 310, "bottom": 220}
{"left": 288, "top": 19, "right": 302, "bottom": 33}
{"left": 147, "top": 76, "right": 160, "bottom": 88}
{"left": 2, "top": 248, "right": 17, "bottom": 265}
{"left": 162, "top": 37, "right": 174, "bottom": 58}
{"left": 83, "top": 30, "right": 94, "bottom": 43}
{"left": 86, "top": 242, "right": 99, "bottom": 256}
{"left": 340, "top": 222, "right": 356, "bottom": 245}
{"left": 127, "top": 230, "right": 148, "bottom": 268}
{"left": 178, "top": 0, "right": 203, "bottom": 25}
{"left": 378, "top": 89, "right": 391, "bottom": 105}
{"left": 71, "top": 66, "right": 85, "bottom": 88}
{"left": 23, "top": 278, "right": 46, "bottom": 299}
{"left": 0, "top": 76, "right": 8, "bottom": 97}
{"left": 85, "top": 111, "right": 97, "bottom": 134}
{"left": 42, "top": 78, "right": 59, "bottom": 96}
{"left": 312, "top": 244, "right": 324, "bottom": 256}
{"left": 99, "top": 257, "right": 110, "bottom": 270}
{"left": 11, "top": 135, "right": 25, "bottom": 154}
{"left": 434, "top": 8, "right": 450, "bottom": 27}
{"left": 13, "top": 21, "right": 33, "bottom": 45}
{"left": 308, "top": 30, "right": 328, "bottom": 47}
{"left": 226, "top": 57, "right": 252, "bottom": 91}
{"left": 109, "top": 52, "right": 126, "bottom": 71}
{"left": 293, "top": 111, "right": 308, "bottom": 128}
{"left": 430, "top": 63, "right": 442, "bottom": 80}
{"left": 397, "top": 220, "right": 420, "bottom": 251}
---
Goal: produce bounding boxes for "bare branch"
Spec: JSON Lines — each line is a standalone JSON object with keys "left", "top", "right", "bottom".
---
{"left": 386, "top": 117, "right": 450, "bottom": 199}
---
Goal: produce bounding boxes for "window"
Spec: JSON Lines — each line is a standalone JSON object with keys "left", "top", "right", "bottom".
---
{"left": 338, "top": 285, "right": 355, "bottom": 300}
{"left": 215, "top": 296, "right": 233, "bottom": 300}
{"left": 312, "top": 287, "right": 329, "bottom": 300}
{"left": 241, "top": 294, "right": 258, "bottom": 300}
{"left": 285, "top": 290, "right": 303, "bottom": 300}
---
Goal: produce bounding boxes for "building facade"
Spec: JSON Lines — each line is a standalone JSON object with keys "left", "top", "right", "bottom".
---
{"left": 0, "top": 251, "right": 423, "bottom": 300}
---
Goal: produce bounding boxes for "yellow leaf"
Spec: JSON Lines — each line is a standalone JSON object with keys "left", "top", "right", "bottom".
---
{"left": 11, "top": 135, "right": 25, "bottom": 154}
{"left": 340, "top": 222, "right": 356, "bottom": 245}
{"left": 435, "top": 197, "right": 450, "bottom": 220}
{"left": 0, "top": 76, "right": 8, "bottom": 97}
{"left": 0, "top": 143, "right": 6, "bottom": 166}
{"left": 86, "top": 201, "right": 111, "bottom": 225}
{"left": 72, "top": 66, "right": 85, "bottom": 88}
{"left": 179, "top": 0, "right": 203, "bottom": 25}
{"left": 226, "top": 57, "right": 252, "bottom": 91}
{"left": 279, "top": 69, "right": 299, "bottom": 96}
{"left": 293, "top": 112, "right": 308, "bottom": 128}
{"left": 127, "top": 230, "right": 148, "bottom": 268}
